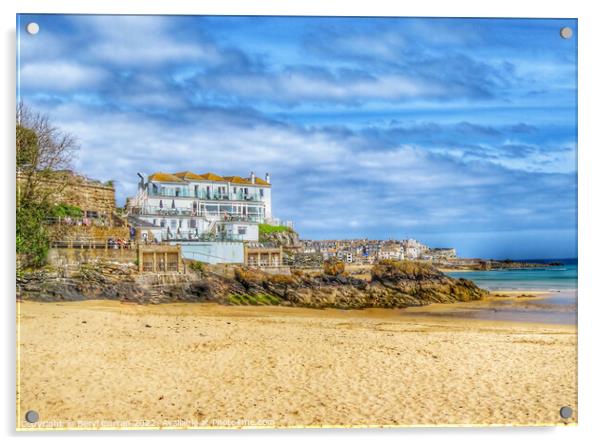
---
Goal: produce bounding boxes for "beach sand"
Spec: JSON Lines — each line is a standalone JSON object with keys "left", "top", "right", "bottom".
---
{"left": 17, "top": 300, "right": 577, "bottom": 429}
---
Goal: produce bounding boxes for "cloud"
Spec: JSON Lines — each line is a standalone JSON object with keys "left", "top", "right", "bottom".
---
{"left": 70, "top": 15, "right": 222, "bottom": 67}
{"left": 19, "top": 61, "right": 108, "bottom": 91}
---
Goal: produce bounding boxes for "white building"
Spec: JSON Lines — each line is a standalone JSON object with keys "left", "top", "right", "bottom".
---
{"left": 401, "top": 238, "right": 429, "bottom": 260}
{"left": 377, "top": 242, "right": 405, "bottom": 261}
{"left": 128, "top": 171, "right": 273, "bottom": 243}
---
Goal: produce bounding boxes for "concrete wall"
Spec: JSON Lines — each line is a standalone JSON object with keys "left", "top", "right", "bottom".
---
{"left": 47, "top": 247, "right": 136, "bottom": 268}
{"left": 175, "top": 241, "right": 244, "bottom": 264}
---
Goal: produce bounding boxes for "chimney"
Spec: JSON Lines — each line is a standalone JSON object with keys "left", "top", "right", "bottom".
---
{"left": 265, "top": 172, "right": 271, "bottom": 184}
{"left": 250, "top": 171, "right": 256, "bottom": 184}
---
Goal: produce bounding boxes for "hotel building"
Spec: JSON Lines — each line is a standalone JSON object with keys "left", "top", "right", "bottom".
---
{"left": 128, "top": 171, "right": 273, "bottom": 242}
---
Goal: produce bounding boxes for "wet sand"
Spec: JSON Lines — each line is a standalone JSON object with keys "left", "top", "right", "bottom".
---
{"left": 17, "top": 300, "right": 577, "bottom": 429}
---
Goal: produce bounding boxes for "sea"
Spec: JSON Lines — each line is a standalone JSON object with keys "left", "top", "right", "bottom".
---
{"left": 445, "top": 258, "right": 577, "bottom": 325}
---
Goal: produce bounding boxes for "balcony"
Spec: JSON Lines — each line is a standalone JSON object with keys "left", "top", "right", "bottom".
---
{"left": 130, "top": 206, "right": 195, "bottom": 216}
{"left": 130, "top": 206, "right": 264, "bottom": 223}
{"left": 148, "top": 189, "right": 262, "bottom": 202}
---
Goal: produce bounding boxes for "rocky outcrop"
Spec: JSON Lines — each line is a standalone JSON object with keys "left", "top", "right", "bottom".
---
{"left": 17, "top": 259, "right": 488, "bottom": 309}
{"left": 259, "top": 229, "right": 300, "bottom": 248}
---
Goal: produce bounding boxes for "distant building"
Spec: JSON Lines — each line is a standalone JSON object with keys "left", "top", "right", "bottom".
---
{"left": 422, "top": 248, "right": 457, "bottom": 261}
{"left": 401, "top": 239, "right": 429, "bottom": 260}
{"left": 378, "top": 242, "right": 404, "bottom": 260}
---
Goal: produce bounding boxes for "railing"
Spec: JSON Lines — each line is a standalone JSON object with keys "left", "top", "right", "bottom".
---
{"left": 51, "top": 237, "right": 135, "bottom": 249}
{"left": 43, "top": 216, "right": 111, "bottom": 227}
{"left": 130, "top": 206, "right": 195, "bottom": 216}
{"left": 129, "top": 207, "right": 264, "bottom": 223}
{"left": 161, "top": 229, "right": 244, "bottom": 242}
{"left": 148, "top": 190, "right": 262, "bottom": 202}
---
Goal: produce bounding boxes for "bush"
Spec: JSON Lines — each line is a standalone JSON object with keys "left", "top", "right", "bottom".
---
{"left": 188, "top": 260, "right": 205, "bottom": 273}
{"left": 258, "top": 223, "right": 292, "bottom": 235}
{"left": 16, "top": 202, "right": 50, "bottom": 269}
{"left": 51, "top": 203, "right": 83, "bottom": 218}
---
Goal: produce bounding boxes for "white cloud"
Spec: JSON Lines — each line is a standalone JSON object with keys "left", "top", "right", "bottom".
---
{"left": 73, "top": 15, "right": 221, "bottom": 66}
{"left": 19, "top": 62, "right": 107, "bottom": 91}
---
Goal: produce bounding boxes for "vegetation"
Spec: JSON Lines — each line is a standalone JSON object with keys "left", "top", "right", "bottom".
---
{"left": 227, "top": 293, "right": 281, "bottom": 306}
{"left": 188, "top": 260, "right": 206, "bottom": 273}
{"left": 50, "top": 203, "right": 83, "bottom": 218}
{"left": 258, "top": 223, "right": 292, "bottom": 235}
{"left": 323, "top": 258, "right": 346, "bottom": 276}
{"left": 16, "top": 202, "right": 51, "bottom": 268}
{"left": 16, "top": 103, "right": 79, "bottom": 269}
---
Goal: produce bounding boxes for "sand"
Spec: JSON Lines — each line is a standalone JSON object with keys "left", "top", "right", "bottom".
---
{"left": 17, "top": 300, "right": 577, "bottom": 429}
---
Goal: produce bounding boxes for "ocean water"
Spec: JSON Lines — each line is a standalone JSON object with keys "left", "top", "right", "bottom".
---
{"left": 447, "top": 259, "right": 577, "bottom": 292}
{"left": 445, "top": 259, "right": 577, "bottom": 325}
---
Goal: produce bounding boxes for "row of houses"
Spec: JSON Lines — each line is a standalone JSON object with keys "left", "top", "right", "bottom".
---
{"left": 301, "top": 238, "right": 456, "bottom": 264}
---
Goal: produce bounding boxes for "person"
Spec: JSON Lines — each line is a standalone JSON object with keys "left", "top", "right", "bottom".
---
{"left": 129, "top": 226, "right": 136, "bottom": 241}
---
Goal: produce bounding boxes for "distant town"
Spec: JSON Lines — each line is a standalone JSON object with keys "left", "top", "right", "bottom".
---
{"left": 299, "top": 239, "right": 456, "bottom": 265}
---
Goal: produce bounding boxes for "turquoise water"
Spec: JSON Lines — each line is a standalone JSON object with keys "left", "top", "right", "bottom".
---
{"left": 444, "top": 260, "right": 577, "bottom": 324}
{"left": 447, "top": 263, "right": 577, "bottom": 292}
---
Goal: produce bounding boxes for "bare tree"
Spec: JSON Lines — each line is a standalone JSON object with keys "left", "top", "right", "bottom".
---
{"left": 16, "top": 102, "right": 79, "bottom": 206}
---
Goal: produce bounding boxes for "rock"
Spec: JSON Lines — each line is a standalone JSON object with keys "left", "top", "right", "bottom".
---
{"left": 17, "top": 259, "right": 488, "bottom": 309}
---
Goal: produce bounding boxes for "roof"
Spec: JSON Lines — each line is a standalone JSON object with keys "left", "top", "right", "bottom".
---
{"left": 148, "top": 171, "right": 270, "bottom": 186}
{"left": 198, "top": 172, "right": 226, "bottom": 182}
{"left": 251, "top": 177, "right": 270, "bottom": 186}
{"left": 173, "top": 171, "right": 207, "bottom": 181}
{"left": 148, "top": 172, "right": 184, "bottom": 183}
{"left": 223, "top": 175, "right": 251, "bottom": 185}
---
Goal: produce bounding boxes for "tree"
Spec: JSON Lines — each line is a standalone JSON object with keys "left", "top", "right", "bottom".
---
{"left": 16, "top": 124, "right": 38, "bottom": 168}
{"left": 16, "top": 102, "right": 79, "bottom": 206}
{"left": 16, "top": 103, "right": 79, "bottom": 269}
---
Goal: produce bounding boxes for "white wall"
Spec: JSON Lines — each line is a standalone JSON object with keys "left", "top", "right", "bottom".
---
{"left": 176, "top": 242, "right": 245, "bottom": 264}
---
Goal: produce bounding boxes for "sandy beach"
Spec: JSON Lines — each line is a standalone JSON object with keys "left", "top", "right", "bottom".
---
{"left": 17, "top": 300, "right": 577, "bottom": 429}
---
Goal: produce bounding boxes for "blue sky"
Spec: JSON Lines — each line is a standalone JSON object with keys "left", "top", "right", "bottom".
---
{"left": 17, "top": 15, "right": 577, "bottom": 259}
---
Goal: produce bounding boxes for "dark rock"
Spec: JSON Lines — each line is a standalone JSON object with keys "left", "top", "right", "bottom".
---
{"left": 17, "top": 259, "right": 488, "bottom": 310}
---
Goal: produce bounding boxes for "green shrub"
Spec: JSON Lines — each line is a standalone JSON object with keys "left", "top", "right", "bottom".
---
{"left": 258, "top": 223, "right": 292, "bottom": 235}
{"left": 16, "top": 202, "right": 50, "bottom": 269}
{"left": 51, "top": 203, "right": 83, "bottom": 218}
{"left": 188, "top": 260, "right": 205, "bottom": 273}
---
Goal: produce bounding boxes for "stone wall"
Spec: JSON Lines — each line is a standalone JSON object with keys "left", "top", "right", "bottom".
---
{"left": 18, "top": 171, "right": 116, "bottom": 219}
{"left": 46, "top": 225, "right": 130, "bottom": 243}
{"left": 47, "top": 248, "right": 136, "bottom": 269}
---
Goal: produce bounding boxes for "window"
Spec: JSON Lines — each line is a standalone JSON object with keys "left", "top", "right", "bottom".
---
{"left": 190, "top": 219, "right": 197, "bottom": 229}
{"left": 170, "top": 220, "right": 177, "bottom": 229}
{"left": 259, "top": 189, "right": 264, "bottom": 198}
{"left": 238, "top": 226, "right": 247, "bottom": 235}
{"left": 160, "top": 219, "right": 166, "bottom": 228}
